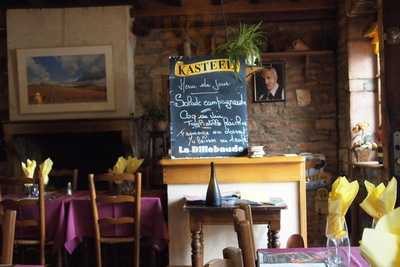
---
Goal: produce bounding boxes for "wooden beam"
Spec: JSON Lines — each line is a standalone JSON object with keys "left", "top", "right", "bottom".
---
{"left": 132, "top": 0, "right": 336, "bottom": 17}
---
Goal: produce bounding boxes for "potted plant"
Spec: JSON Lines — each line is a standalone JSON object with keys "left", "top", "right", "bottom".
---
{"left": 215, "top": 21, "right": 265, "bottom": 68}
{"left": 145, "top": 105, "right": 168, "bottom": 132}
{"left": 351, "top": 121, "right": 377, "bottom": 162}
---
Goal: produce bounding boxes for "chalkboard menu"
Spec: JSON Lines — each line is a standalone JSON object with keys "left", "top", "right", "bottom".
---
{"left": 169, "top": 56, "right": 248, "bottom": 158}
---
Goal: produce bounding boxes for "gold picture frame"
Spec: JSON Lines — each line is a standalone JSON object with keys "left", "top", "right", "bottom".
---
{"left": 16, "top": 46, "right": 115, "bottom": 114}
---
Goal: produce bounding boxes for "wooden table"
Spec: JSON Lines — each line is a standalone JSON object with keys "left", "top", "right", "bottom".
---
{"left": 184, "top": 203, "right": 286, "bottom": 267}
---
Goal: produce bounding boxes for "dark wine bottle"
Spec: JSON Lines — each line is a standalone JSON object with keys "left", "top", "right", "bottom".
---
{"left": 206, "top": 162, "right": 222, "bottom": 206}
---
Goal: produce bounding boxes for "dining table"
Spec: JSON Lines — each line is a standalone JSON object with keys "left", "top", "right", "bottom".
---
{"left": 258, "top": 247, "right": 369, "bottom": 267}
{"left": 64, "top": 191, "right": 168, "bottom": 253}
{"left": 3, "top": 191, "right": 168, "bottom": 254}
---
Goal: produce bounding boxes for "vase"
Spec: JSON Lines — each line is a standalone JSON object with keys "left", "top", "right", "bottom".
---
{"left": 353, "top": 149, "right": 374, "bottom": 162}
{"left": 326, "top": 218, "right": 351, "bottom": 267}
{"left": 206, "top": 162, "right": 222, "bottom": 206}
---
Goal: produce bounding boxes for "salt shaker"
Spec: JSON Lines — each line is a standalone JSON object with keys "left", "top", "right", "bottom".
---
{"left": 67, "top": 182, "right": 72, "bottom": 196}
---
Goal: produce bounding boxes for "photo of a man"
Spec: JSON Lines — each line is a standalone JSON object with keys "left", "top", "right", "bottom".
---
{"left": 254, "top": 62, "right": 286, "bottom": 102}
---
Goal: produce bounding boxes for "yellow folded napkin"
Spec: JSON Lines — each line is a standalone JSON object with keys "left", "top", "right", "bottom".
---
{"left": 360, "top": 177, "right": 397, "bottom": 220}
{"left": 326, "top": 176, "right": 359, "bottom": 239}
{"left": 112, "top": 156, "right": 127, "bottom": 174}
{"left": 39, "top": 158, "right": 53, "bottom": 185}
{"left": 21, "top": 159, "right": 37, "bottom": 178}
{"left": 126, "top": 156, "right": 143, "bottom": 174}
{"left": 375, "top": 206, "right": 400, "bottom": 235}
{"left": 360, "top": 208, "right": 400, "bottom": 267}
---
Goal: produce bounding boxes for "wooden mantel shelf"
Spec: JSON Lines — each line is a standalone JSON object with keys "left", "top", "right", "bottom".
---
{"left": 263, "top": 50, "right": 334, "bottom": 58}
{"left": 2, "top": 118, "right": 134, "bottom": 144}
{"left": 160, "top": 156, "right": 305, "bottom": 184}
{"left": 261, "top": 50, "right": 334, "bottom": 80}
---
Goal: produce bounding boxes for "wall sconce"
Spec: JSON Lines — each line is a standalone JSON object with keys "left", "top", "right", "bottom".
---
{"left": 385, "top": 27, "right": 400, "bottom": 45}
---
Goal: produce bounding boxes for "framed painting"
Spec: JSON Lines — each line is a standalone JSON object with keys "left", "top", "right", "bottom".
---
{"left": 16, "top": 46, "right": 114, "bottom": 114}
{"left": 253, "top": 61, "right": 286, "bottom": 103}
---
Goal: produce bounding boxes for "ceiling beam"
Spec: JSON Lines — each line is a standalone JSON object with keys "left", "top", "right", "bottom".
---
{"left": 131, "top": 0, "right": 336, "bottom": 17}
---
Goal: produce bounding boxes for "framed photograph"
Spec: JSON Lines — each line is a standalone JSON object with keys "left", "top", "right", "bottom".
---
{"left": 16, "top": 46, "right": 115, "bottom": 114}
{"left": 253, "top": 61, "right": 286, "bottom": 103}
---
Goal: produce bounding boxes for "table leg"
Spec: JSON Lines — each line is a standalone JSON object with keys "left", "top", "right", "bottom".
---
{"left": 190, "top": 220, "right": 203, "bottom": 267}
{"left": 268, "top": 221, "right": 281, "bottom": 248}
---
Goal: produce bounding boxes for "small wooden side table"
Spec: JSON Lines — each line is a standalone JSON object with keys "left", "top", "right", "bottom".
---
{"left": 184, "top": 203, "right": 286, "bottom": 267}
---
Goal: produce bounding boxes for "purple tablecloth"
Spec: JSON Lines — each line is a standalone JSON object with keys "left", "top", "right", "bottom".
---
{"left": 64, "top": 192, "right": 168, "bottom": 254}
{"left": 4, "top": 192, "right": 168, "bottom": 254}
{"left": 259, "top": 247, "right": 369, "bottom": 267}
{"left": 2, "top": 194, "right": 67, "bottom": 251}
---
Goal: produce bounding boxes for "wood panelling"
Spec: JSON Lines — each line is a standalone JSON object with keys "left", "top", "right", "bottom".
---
{"left": 160, "top": 156, "right": 306, "bottom": 184}
{"left": 160, "top": 156, "right": 308, "bottom": 247}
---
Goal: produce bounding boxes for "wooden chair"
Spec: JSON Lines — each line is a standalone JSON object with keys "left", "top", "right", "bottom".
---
{"left": 0, "top": 175, "right": 46, "bottom": 265}
{"left": 50, "top": 168, "right": 79, "bottom": 191}
{"left": 205, "top": 247, "right": 243, "bottom": 267}
{"left": 238, "top": 204, "right": 255, "bottom": 255}
{"left": 286, "top": 234, "right": 305, "bottom": 248}
{"left": 88, "top": 172, "right": 142, "bottom": 267}
{"left": 1, "top": 209, "right": 17, "bottom": 264}
{"left": 232, "top": 208, "right": 256, "bottom": 267}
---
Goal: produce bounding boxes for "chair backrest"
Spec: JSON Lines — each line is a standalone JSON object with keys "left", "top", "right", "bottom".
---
{"left": 0, "top": 175, "right": 46, "bottom": 265}
{"left": 50, "top": 168, "right": 78, "bottom": 191}
{"left": 286, "top": 234, "right": 305, "bottom": 248}
{"left": 205, "top": 247, "right": 243, "bottom": 267}
{"left": 233, "top": 209, "right": 256, "bottom": 267}
{"left": 238, "top": 204, "right": 255, "bottom": 253}
{"left": 88, "top": 172, "right": 142, "bottom": 267}
{"left": 1, "top": 209, "right": 16, "bottom": 264}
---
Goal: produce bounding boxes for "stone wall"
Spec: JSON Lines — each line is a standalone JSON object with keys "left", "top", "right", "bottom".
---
{"left": 337, "top": 0, "right": 351, "bottom": 175}
{"left": 6, "top": 6, "right": 134, "bottom": 121}
{"left": 135, "top": 17, "right": 337, "bottom": 247}
{"left": 135, "top": 18, "right": 338, "bottom": 174}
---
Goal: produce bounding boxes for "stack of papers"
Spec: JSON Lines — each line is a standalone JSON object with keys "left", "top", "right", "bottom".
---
{"left": 258, "top": 250, "right": 326, "bottom": 267}
{"left": 248, "top": 146, "right": 266, "bottom": 157}
{"left": 260, "top": 264, "right": 325, "bottom": 267}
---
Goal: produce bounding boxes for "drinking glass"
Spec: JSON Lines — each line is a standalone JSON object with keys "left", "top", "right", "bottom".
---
{"left": 31, "top": 184, "right": 39, "bottom": 198}
{"left": 326, "top": 218, "right": 351, "bottom": 267}
{"left": 371, "top": 218, "right": 378, "bottom": 228}
{"left": 24, "top": 183, "right": 39, "bottom": 198}
{"left": 24, "top": 184, "right": 33, "bottom": 197}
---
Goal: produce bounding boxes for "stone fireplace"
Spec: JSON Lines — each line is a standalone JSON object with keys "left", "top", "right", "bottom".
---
{"left": 2, "top": 118, "right": 137, "bottom": 189}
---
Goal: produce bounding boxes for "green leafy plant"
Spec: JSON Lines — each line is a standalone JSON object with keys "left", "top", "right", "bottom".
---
{"left": 215, "top": 21, "right": 265, "bottom": 69}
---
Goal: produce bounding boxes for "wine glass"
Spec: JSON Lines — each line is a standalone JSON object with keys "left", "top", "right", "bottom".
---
{"left": 326, "top": 217, "right": 351, "bottom": 267}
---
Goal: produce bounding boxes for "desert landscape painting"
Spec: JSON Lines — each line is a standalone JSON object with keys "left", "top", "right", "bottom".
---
{"left": 26, "top": 53, "right": 107, "bottom": 105}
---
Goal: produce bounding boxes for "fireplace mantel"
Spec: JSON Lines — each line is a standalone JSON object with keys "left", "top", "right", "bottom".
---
{"left": 2, "top": 118, "right": 136, "bottom": 175}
